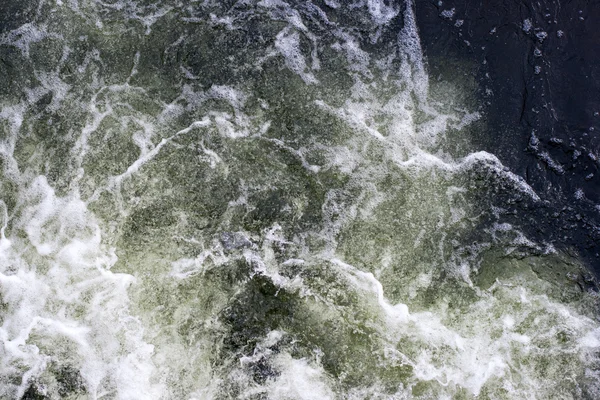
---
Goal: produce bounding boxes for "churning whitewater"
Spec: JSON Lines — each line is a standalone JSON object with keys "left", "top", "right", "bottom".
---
{"left": 0, "top": 0, "right": 599, "bottom": 399}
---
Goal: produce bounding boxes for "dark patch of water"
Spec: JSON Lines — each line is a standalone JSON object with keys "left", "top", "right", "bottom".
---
{"left": 416, "top": 0, "right": 600, "bottom": 280}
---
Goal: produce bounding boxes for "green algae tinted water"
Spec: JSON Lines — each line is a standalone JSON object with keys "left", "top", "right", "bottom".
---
{"left": 0, "top": 1, "right": 599, "bottom": 399}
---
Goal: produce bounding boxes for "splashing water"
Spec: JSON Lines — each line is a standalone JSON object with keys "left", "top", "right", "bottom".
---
{"left": 0, "top": 1, "right": 598, "bottom": 399}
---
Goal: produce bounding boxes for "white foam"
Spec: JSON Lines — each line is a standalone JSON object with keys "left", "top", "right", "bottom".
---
{"left": 0, "top": 176, "right": 164, "bottom": 398}
{"left": 266, "top": 354, "right": 335, "bottom": 400}
{"left": 441, "top": 8, "right": 456, "bottom": 19}
{"left": 114, "top": 118, "right": 210, "bottom": 184}
{"left": 336, "top": 34, "right": 372, "bottom": 76}
{"left": 274, "top": 27, "right": 318, "bottom": 85}
{"left": 399, "top": 0, "right": 429, "bottom": 103}
{"left": 366, "top": 0, "right": 399, "bottom": 25}
{"left": 1, "top": 23, "right": 56, "bottom": 57}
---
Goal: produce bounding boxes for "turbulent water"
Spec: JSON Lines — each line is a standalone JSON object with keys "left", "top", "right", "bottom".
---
{"left": 0, "top": 1, "right": 599, "bottom": 399}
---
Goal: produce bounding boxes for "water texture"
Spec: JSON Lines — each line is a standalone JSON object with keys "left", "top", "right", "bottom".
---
{"left": 0, "top": 1, "right": 598, "bottom": 399}
{"left": 415, "top": 0, "right": 600, "bottom": 272}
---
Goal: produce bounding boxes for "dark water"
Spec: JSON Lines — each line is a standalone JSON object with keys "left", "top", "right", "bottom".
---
{"left": 416, "top": 0, "right": 600, "bottom": 284}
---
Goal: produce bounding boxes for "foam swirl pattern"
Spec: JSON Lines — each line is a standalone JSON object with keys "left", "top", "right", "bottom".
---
{"left": 0, "top": 1, "right": 598, "bottom": 399}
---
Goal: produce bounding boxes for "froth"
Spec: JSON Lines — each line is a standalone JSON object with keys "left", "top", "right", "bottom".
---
{"left": 0, "top": 0, "right": 597, "bottom": 399}
{"left": 0, "top": 177, "right": 163, "bottom": 398}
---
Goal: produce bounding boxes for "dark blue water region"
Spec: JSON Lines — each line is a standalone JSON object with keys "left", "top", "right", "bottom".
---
{"left": 415, "top": 0, "right": 600, "bottom": 285}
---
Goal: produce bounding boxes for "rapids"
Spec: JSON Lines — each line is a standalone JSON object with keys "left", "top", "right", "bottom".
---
{"left": 0, "top": 1, "right": 598, "bottom": 399}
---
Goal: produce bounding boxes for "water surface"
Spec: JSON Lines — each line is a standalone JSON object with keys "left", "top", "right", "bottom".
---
{"left": 0, "top": 1, "right": 599, "bottom": 399}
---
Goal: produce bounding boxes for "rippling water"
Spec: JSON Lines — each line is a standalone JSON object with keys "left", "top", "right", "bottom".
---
{"left": 0, "top": 1, "right": 599, "bottom": 399}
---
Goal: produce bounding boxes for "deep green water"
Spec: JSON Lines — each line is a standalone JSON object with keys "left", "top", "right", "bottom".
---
{"left": 0, "top": 1, "right": 599, "bottom": 399}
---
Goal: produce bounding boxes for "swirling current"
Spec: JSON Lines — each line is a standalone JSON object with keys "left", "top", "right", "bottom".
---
{"left": 0, "top": 1, "right": 599, "bottom": 399}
